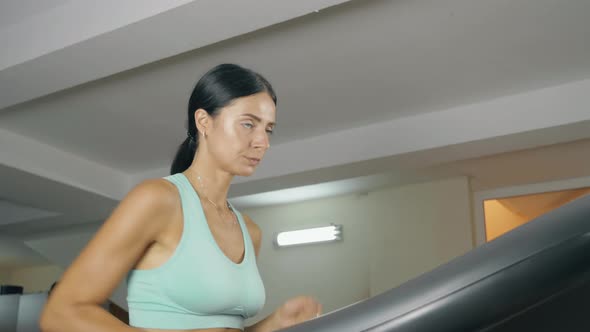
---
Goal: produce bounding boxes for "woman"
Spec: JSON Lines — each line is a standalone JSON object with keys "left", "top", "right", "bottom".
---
{"left": 40, "top": 64, "right": 322, "bottom": 332}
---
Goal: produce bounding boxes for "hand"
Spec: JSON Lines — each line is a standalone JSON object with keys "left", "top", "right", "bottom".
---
{"left": 272, "top": 296, "right": 322, "bottom": 330}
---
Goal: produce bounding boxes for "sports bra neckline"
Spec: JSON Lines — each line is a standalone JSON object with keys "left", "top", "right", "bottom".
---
{"left": 178, "top": 172, "right": 248, "bottom": 267}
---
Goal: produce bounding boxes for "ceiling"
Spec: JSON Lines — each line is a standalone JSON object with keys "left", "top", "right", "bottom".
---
{"left": 1, "top": 0, "right": 590, "bottom": 268}
{"left": 0, "top": 0, "right": 69, "bottom": 29}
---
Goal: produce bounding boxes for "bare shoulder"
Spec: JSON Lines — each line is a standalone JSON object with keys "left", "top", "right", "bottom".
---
{"left": 41, "top": 177, "right": 181, "bottom": 316}
{"left": 120, "top": 178, "right": 180, "bottom": 232}
{"left": 130, "top": 178, "right": 178, "bottom": 205}
{"left": 242, "top": 213, "right": 262, "bottom": 257}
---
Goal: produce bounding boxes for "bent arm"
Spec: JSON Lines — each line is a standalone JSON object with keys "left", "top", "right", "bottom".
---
{"left": 40, "top": 179, "right": 176, "bottom": 332}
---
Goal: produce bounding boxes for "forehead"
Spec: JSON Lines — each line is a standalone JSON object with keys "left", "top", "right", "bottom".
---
{"left": 222, "top": 92, "right": 276, "bottom": 123}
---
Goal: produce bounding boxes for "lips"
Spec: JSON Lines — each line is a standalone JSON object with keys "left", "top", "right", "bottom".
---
{"left": 246, "top": 157, "right": 261, "bottom": 165}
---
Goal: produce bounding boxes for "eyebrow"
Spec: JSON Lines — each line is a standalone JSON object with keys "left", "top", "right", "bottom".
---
{"left": 241, "top": 113, "right": 276, "bottom": 126}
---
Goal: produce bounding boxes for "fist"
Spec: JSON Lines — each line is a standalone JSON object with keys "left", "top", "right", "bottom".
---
{"left": 274, "top": 295, "right": 323, "bottom": 330}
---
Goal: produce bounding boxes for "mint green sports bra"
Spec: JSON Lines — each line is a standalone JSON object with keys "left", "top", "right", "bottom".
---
{"left": 126, "top": 173, "right": 266, "bottom": 330}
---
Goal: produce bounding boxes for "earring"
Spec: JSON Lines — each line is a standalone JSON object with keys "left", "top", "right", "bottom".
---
{"left": 201, "top": 131, "right": 205, "bottom": 138}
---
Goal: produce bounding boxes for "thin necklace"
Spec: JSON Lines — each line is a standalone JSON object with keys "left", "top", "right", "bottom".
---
{"left": 195, "top": 173, "right": 238, "bottom": 227}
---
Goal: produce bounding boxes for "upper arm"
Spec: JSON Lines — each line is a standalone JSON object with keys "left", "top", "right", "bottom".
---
{"left": 243, "top": 214, "right": 262, "bottom": 257}
{"left": 46, "top": 179, "right": 177, "bottom": 310}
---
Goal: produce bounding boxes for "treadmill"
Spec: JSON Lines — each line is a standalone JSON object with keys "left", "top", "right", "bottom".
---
{"left": 280, "top": 194, "right": 590, "bottom": 331}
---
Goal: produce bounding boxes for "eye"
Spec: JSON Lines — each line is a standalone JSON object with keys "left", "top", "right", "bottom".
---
{"left": 266, "top": 128, "right": 274, "bottom": 135}
{"left": 242, "top": 122, "right": 254, "bottom": 129}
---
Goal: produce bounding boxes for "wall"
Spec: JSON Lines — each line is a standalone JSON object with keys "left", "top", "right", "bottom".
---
{"left": 1, "top": 265, "right": 63, "bottom": 293}
{"left": 243, "top": 191, "right": 372, "bottom": 324}
{"left": 473, "top": 174, "right": 590, "bottom": 245}
{"left": 484, "top": 200, "right": 528, "bottom": 241}
{"left": 367, "top": 177, "right": 474, "bottom": 297}
{"left": 0, "top": 270, "right": 9, "bottom": 285}
{"left": 243, "top": 176, "right": 474, "bottom": 324}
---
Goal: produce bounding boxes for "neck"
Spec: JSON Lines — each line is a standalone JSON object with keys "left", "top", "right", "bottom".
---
{"left": 184, "top": 153, "right": 233, "bottom": 207}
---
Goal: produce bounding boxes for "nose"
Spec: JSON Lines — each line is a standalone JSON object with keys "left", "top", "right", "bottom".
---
{"left": 252, "top": 127, "right": 270, "bottom": 150}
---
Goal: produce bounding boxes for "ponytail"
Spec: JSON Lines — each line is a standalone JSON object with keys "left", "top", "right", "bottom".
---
{"left": 170, "top": 136, "right": 198, "bottom": 174}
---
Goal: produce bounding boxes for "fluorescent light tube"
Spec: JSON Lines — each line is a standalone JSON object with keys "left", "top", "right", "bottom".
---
{"left": 275, "top": 224, "right": 342, "bottom": 247}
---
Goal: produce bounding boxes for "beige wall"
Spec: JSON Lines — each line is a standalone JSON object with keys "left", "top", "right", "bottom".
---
{"left": 0, "top": 270, "right": 8, "bottom": 284}
{"left": 243, "top": 191, "right": 372, "bottom": 324}
{"left": 243, "top": 176, "right": 474, "bottom": 323}
{"left": 368, "top": 177, "right": 474, "bottom": 296}
{"left": 1, "top": 265, "right": 63, "bottom": 293}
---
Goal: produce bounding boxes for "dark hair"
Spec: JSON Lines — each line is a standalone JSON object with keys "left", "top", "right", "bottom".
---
{"left": 170, "top": 64, "right": 277, "bottom": 175}
{"left": 49, "top": 281, "right": 58, "bottom": 295}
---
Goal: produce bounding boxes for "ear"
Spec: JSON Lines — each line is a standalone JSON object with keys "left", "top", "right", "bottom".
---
{"left": 194, "top": 109, "right": 210, "bottom": 136}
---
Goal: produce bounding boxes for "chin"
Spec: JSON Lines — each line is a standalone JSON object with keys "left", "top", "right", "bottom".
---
{"left": 234, "top": 167, "right": 256, "bottom": 177}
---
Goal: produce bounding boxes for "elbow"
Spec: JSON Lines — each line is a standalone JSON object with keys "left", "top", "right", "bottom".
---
{"left": 39, "top": 303, "right": 67, "bottom": 332}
